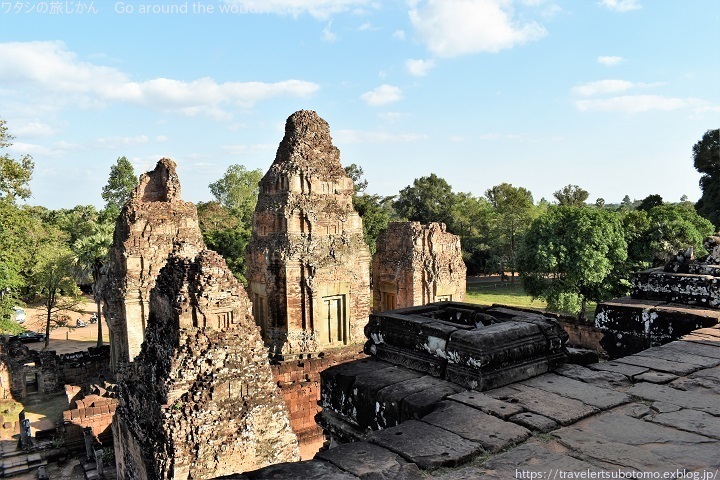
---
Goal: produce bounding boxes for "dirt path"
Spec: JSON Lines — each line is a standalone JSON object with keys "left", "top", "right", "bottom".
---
{"left": 19, "top": 295, "right": 110, "bottom": 354}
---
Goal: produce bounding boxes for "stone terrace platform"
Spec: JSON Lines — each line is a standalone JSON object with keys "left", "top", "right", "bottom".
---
{"left": 220, "top": 325, "right": 720, "bottom": 479}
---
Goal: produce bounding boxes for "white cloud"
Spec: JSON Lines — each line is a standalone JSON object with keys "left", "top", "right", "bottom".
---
{"left": 12, "top": 122, "right": 56, "bottom": 138}
{"left": 599, "top": 0, "right": 641, "bottom": 12}
{"left": 155, "top": 135, "right": 168, "bottom": 142}
{"left": 322, "top": 21, "right": 338, "bottom": 42}
{"left": 572, "top": 79, "right": 635, "bottom": 96}
{"left": 0, "top": 41, "right": 319, "bottom": 118}
{"left": 93, "top": 135, "right": 150, "bottom": 148}
{"left": 405, "top": 58, "right": 436, "bottom": 77}
{"left": 360, "top": 84, "right": 403, "bottom": 106}
{"left": 575, "top": 95, "right": 705, "bottom": 113}
{"left": 334, "top": 130, "right": 428, "bottom": 144}
{"left": 393, "top": 30, "right": 406, "bottom": 40}
{"left": 409, "top": 0, "right": 546, "bottom": 58}
{"left": 8, "top": 142, "right": 65, "bottom": 158}
{"left": 224, "top": 0, "right": 375, "bottom": 19}
{"left": 358, "top": 22, "right": 374, "bottom": 31}
{"left": 597, "top": 55, "right": 624, "bottom": 66}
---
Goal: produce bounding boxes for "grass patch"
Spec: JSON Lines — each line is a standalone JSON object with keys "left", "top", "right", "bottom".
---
{"left": 465, "top": 281, "right": 597, "bottom": 322}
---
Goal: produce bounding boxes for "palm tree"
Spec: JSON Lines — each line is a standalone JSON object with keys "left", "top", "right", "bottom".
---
{"left": 73, "top": 223, "right": 113, "bottom": 347}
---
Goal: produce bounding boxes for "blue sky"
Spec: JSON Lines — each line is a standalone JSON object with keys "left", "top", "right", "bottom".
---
{"left": 1, "top": 0, "right": 718, "bottom": 209}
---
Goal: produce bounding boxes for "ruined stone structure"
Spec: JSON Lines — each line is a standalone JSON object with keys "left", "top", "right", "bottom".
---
{"left": 245, "top": 110, "right": 371, "bottom": 356}
{"left": 372, "top": 222, "right": 466, "bottom": 312}
{"left": 0, "top": 341, "right": 110, "bottom": 401}
{"left": 596, "top": 236, "right": 720, "bottom": 357}
{"left": 114, "top": 249, "right": 299, "bottom": 479}
{"left": 104, "top": 158, "right": 205, "bottom": 369}
{"left": 318, "top": 301, "right": 568, "bottom": 443}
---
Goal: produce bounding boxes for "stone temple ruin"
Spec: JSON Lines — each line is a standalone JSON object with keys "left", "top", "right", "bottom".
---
{"left": 245, "top": 110, "right": 371, "bottom": 356}
{"left": 103, "top": 158, "right": 205, "bottom": 370}
{"left": 596, "top": 236, "right": 720, "bottom": 357}
{"left": 318, "top": 302, "right": 569, "bottom": 446}
{"left": 113, "top": 248, "right": 299, "bottom": 479}
{"left": 372, "top": 221, "right": 466, "bottom": 312}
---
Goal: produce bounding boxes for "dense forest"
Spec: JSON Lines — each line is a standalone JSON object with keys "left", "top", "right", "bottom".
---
{"left": 1, "top": 117, "right": 718, "bottom": 331}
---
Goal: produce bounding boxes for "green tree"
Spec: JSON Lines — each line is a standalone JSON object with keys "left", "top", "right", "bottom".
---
{"left": 394, "top": 174, "right": 457, "bottom": 229}
{"left": 73, "top": 223, "right": 113, "bottom": 347}
{"left": 629, "top": 203, "right": 714, "bottom": 267}
{"left": 553, "top": 184, "right": 589, "bottom": 206}
{"left": 0, "top": 118, "right": 35, "bottom": 323}
{"left": 352, "top": 194, "right": 396, "bottom": 254}
{"left": 102, "top": 156, "right": 137, "bottom": 217}
{"left": 637, "top": 194, "right": 663, "bottom": 212}
{"left": 485, "top": 183, "right": 535, "bottom": 281}
{"left": 209, "top": 165, "right": 263, "bottom": 225}
{"left": 29, "top": 242, "right": 81, "bottom": 348}
{"left": 197, "top": 201, "right": 251, "bottom": 284}
{"left": 518, "top": 206, "right": 628, "bottom": 320}
{"left": 595, "top": 198, "right": 606, "bottom": 208}
{"left": 345, "top": 163, "right": 368, "bottom": 193}
{"left": 0, "top": 118, "right": 34, "bottom": 201}
{"left": 621, "top": 195, "right": 633, "bottom": 210}
{"left": 452, "top": 193, "right": 494, "bottom": 274}
{"left": 693, "top": 129, "right": 720, "bottom": 227}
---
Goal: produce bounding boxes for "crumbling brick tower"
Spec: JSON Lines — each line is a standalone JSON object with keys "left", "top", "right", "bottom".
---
{"left": 113, "top": 249, "right": 299, "bottom": 479}
{"left": 245, "top": 110, "right": 371, "bottom": 356}
{"left": 372, "top": 222, "right": 466, "bottom": 312}
{"left": 103, "top": 159, "right": 205, "bottom": 370}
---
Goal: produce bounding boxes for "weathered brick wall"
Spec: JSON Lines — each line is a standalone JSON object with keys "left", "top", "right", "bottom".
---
{"left": 372, "top": 222, "right": 466, "bottom": 312}
{"left": 271, "top": 346, "right": 367, "bottom": 459}
{"left": 246, "top": 110, "right": 371, "bottom": 356}
{"left": 63, "top": 394, "right": 118, "bottom": 447}
{"left": 103, "top": 158, "right": 205, "bottom": 369}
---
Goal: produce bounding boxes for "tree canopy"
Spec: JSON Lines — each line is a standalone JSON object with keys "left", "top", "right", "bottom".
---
{"left": 518, "top": 206, "right": 627, "bottom": 319}
{"left": 102, "top": 156, "right": 137, "bottom": 216}
{"left": 394, "top": 174, "right": 456, "bottom": 229}
{"left": 0, "top": 118, "right": 34, "bottom": 201}
{"left": 693, "top": 129, "right": 720, "bottom": 227}
{"left": 485, "top": 183, "right": 536, "bottom": 279}
{"left": 209, "top": 164, "right": 263, "bottom": 225}
{"left": 553, "top": 184, "right": 589, "bottom": 206}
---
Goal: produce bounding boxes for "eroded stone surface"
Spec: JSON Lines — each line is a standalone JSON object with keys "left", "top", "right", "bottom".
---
{"left": 612, "top": 354, "right": 701, "bottom": 376}
{"left": 448, "top": 391, "right": 524, "bottom": 420}
{"left": 368, "top": 420, "right": 484, "bottom": 470}
{"left": 421, "top": 401, "right": 530, "bottom": 453}
{"left": 486, "top": 384, "right": 597, "bottom": 426}
{"left": 647, "top": 408, "right": 720, "bottom": 439}
{"left": 554, "top": 364, "right": 632, "bottom": 389}
{"left": 114, "top": 250, "right": 299, "bottom": 479}
{"left": 104, "top": 158, "right": 206, "bottom": 368}
{"left": 245, "top": 110, "right": 371, "bottom": 356}
{"left": 626, "top": 382, "right": 720, "bottom": 415}
{"left": 507, "top": 412, "right": 559, "bottom": 433}
{"left": 372, "top": 222, "right": 466, "bottom": 313}
{"left": 519, "top": 374, "right": 631, "bottom": 410}
{"left": 315, "top": 442, "right": 424, "bottom": 480}
{"left": 242, "top": 460, "right": 361, "bottom": 480}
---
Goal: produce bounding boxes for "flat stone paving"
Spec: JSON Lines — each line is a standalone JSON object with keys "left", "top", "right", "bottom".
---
{"left": 241, "top": 327, "right": 720, "bottom": 479}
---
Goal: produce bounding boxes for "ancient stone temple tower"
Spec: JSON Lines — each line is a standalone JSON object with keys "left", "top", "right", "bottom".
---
{"left": 245, "top": 110, "right": 371, "bottom": 356}
{"left": 103, "top": 159, "right": 205, "bottom": 369}
{"left": 372, "top": 222, "right": 466, "bottom": 312}
{"left": 113, "top": 249, "right": 299, "bottom": 479}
